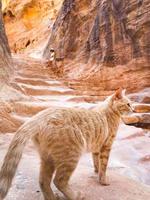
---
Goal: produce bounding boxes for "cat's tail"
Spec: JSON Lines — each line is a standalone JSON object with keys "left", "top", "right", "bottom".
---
{"left": 0, "top": 114, "right": 41, "bottom": 199}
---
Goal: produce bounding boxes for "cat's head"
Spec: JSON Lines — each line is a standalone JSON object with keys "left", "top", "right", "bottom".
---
{"left": 108, "top": 88, "right": 134, "bottom": 115}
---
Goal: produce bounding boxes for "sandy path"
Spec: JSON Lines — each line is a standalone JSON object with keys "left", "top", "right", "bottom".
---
{"left": 0, "top": 133, "right": 149, "bottom": 200}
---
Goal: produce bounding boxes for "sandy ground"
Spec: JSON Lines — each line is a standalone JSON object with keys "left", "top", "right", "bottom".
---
{"left": 0, "top": 129, "right": 150, "bottom": 200}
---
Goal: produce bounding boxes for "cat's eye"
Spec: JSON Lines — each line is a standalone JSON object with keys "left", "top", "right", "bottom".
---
{"left": 127, "top": 103, "right": 130, "bottom": 107}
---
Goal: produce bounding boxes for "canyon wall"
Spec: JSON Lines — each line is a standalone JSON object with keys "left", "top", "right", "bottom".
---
{"left": 0, "top": 0, "right": 13, "bottom": 87}
{"left": 2, "top": 0, "right": 63, "bottom": 55}
{"left": 44, "top": 0, "right": 150, "bottom": 93}
{"left": 2, "top": 0, "right": 150, "bottom": 93}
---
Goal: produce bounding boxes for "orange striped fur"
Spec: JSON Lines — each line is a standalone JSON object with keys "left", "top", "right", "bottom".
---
{"left": 0, "top": 89, "right": 133, "bottom": 200}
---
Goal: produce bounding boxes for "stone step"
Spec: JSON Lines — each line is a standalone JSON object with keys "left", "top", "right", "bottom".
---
{"left": 11, "top": 112, "right": 31, "bottom": 123}
{"left": 123, "top": 113, "right": 150, "bottom": 129}
{"left": 19, "top": 84, "right": 75, "bottom": 96}
{"left": 128, "top": 90, "right": 150, "bottom": 104}
{"left": 14, "top": 77, "right": 62, "bottom": 86}
{"left": 17, "top": 72, "right": 49, "bottom": 79}
{"left": 133, "top": 103, "right": 150, "bottom": 113}
{"left": 19, "top": 83, "right": 73, "bottom": 91}
{"left": 34, "top": 95, "right": 88, "bottom": 102}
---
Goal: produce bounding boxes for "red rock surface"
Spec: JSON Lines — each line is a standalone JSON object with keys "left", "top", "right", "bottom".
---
{"left": 0, "top": 0, "right": 13, "bottom": 88}
{"left": 2, "top": 0, "right": 150, "bottom": 95}
{"left": 3, "top": 0, "right": 63, "bottom": 56}
{"left": 0, "top": 0, "right": 150, "bottom": 199}
{"left": 43, "top": 0, "right": 150, "bottom": 94}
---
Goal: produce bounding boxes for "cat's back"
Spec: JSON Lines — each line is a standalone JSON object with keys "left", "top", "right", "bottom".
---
{"left": 34, "top": 106, "right": 108, "bottom": 153}
{"left": 41, "top": 106, "right": 105, "bottom": 126}
{"left": 52, "top": 106, "right": 102, "bottom": 125}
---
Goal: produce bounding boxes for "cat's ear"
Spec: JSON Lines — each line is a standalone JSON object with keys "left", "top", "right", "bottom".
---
{"left": 112, "top": 88, "right": 123, "bottom": 101}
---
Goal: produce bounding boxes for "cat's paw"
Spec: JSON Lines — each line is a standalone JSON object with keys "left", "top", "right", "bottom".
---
{"left": 99, "top": 176, "right": 110, "bottom": 186}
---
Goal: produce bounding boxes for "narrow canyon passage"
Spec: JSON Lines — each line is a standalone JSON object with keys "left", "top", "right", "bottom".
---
{"left": 0, "top": 1, "right": 150, "bottom": 199}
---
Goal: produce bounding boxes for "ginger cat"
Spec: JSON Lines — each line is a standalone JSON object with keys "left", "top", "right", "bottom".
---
{"left": 0, "top": 89, "right": 133, "bottom": 200}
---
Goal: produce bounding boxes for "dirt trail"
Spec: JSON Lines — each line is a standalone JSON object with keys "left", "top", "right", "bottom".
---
{"left": 0, "top": 55, "right": 150, "bottom": 200}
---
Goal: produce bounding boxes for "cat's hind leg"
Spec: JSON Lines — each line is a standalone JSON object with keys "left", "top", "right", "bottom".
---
{"left": 53, "top": 158, "right": 84, "bottom": 200}
{"left": 92, "top": 152, "right": 99, "bottom": 173}
{"left": 39, "top": 158, "right": 56, "bottom": 200}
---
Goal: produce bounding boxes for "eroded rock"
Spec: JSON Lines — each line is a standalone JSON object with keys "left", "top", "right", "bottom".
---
{"left": 122, "top": 103, "right": 150, "bottom": 129}
{"left": 44, "top": 0, "right": 150, "bottom": 93}
{"left": 3, "top": 0, "right": 63, "bottom": 54}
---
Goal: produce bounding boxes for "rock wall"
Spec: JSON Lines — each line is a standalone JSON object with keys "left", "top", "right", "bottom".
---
{"left": 2, "top": 0, "right": 150, "bottom": 93}
{"left": 44, "top": 0, "right": 150, "bottom": 92}
{"left": 2, "top": 0, "right": 63, "bottom": 54}
{"left": 0, "top": 0, "right": 13, "bottom": 87}
{"left": 45, "top": 0, "right": 150, "bottom": 63}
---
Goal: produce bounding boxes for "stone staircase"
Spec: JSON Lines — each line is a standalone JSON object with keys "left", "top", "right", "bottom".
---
{"left": 1, "top": 56, "right": 150, "bottom": 133}
{"left": 0, "top": 57, "right": 150, "bottom": 199}
{"left": 2, "top": 58, "right": 103, "bottom": 132}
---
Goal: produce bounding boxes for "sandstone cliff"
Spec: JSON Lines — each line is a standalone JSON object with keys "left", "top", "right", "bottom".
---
{"left": 3, "top": 0, "right": 150, "bottom": 95}
{"left": 2, "top": 0, "right": 63, "bottom": 56}
{"left": 44, "top": 0, "right": 150, "bottom": 93}
{"left": 0, "top": 0, "right": 12, "bottom": 85}
{"left": 0, "top": 1, "right": 150, "bottom": 199}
